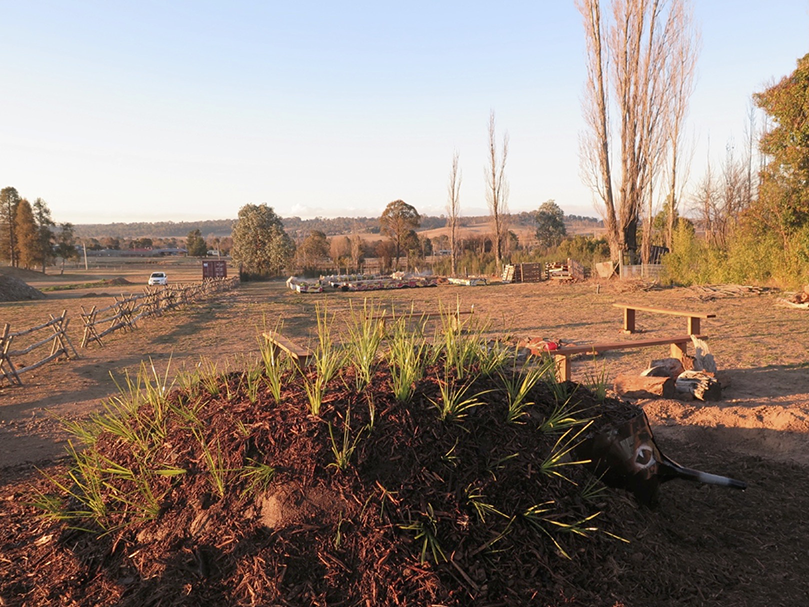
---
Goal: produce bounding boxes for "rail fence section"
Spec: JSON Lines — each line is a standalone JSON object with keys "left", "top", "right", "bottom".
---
{"left": 1, "top": 277, "right": 239, "bottom": 386}
{"left": 1, "top": 310, "right": 78, "bottom": 386}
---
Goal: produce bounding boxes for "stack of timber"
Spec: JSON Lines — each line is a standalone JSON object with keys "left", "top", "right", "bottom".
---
{"left": 546, "top": 258, "right": 586, "bottom": 282}
{"left": 690, "top": 284, "right": 772, "bottom": 301}
{"left": 613, "top": 337, "right": 722, "bottom": 402}
{"left": 502, "top": 262, "right": 545, "bottom": 283}
{"left": 777, "top": 285, "right": 809, "bottom": 309}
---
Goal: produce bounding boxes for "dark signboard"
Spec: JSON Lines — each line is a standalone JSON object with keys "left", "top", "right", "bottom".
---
{"left": 202, "top": 260, "right": 227, "bottom": 279}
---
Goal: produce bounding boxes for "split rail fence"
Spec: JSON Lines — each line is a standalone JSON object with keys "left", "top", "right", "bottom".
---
{"left": 81, "top": 277, "right": 240, "bottom": 348}
{"left": 1, "top": 277, "right": 239, "bottom": 386}
{"left": 1, "top": 310, "right": 79, "bottom": 386}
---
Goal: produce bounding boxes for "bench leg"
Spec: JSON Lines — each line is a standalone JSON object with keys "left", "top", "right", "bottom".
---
{"left": 688, "top": 317, "right": 700, "bottom": 335}
{"left": 622, "top": 308, "right": 636, "bottom": 334}
{"left": 670, "top": 342, "right": 687, "bottom": 361}
{"left": 554, "top": 354, "right": 571, "bottom": 382}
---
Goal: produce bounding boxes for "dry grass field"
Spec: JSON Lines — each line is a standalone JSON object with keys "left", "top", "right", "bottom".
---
{"left": 1, "top": 259, "right": 809, "bottom": 605}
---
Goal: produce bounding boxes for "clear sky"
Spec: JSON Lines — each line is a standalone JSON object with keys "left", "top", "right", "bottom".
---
{"left": 0, "top": 1, "right": 806, "bottom": 224}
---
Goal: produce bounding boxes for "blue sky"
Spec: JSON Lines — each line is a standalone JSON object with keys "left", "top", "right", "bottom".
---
{"left": 0, "top": 1, "right": 806, "bottom": 224}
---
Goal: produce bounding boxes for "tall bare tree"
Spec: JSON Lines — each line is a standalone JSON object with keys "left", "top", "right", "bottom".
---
{"left": 663, "top": 0, "right": 699, "bottom": 249}
{"left": 446, "top": 150, "right": 462, "bottom": 277}
{"left": 485, "top": 111, "right": 509, "bottom": 274}
{"left": 576, "top": 0, "right": 699, "bottom": 263}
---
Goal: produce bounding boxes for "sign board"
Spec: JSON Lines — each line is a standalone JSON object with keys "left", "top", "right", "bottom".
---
{"left": 202, "top": 260, "right": 227, "bottom": 280}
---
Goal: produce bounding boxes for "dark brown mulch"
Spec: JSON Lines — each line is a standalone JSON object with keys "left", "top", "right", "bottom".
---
{"left": 0, "top": 273, "right": 45, "bottom": 302}
{"left": 0, "top": 362, "right": 806, "bottom": 606}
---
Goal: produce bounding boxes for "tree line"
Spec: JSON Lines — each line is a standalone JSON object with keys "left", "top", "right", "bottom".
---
{"left": 0, "top": 187, "right": 78, "bottom": 272}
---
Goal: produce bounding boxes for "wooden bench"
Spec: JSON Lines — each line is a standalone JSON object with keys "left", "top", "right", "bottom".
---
{"left": 613, "top": 304, "right": 716, "bottom": 335}
{"left": 552, "top": 335, "right": 693, "bottom": 382}
{"left": 263, "top": 330, "right": 314, "bottom": 368}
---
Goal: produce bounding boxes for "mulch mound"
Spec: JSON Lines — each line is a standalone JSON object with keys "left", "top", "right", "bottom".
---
{"left": 0, "top": 273, "right": 45, "bottom": 302}
{"left": 1, "top": 359, "right": 804, "bottom": 606}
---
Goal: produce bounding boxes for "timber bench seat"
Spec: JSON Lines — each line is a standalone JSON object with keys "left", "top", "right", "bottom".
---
{"left": 613, "top": 303, "right": 716, "bottom": 335}
{"left": 263, "top": 330, "right": 313, "bottom": 367}
{"left": 552, "top": 335, "right": 694, "bottom": 382}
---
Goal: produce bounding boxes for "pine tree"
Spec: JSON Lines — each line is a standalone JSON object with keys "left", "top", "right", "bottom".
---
{"left": 0, "top": 187, "right": 21, "bottom": 267}
{"left": 32, "top": 198, "right": 55, "bottom": 272}
{"left": 14, "top": 199, "right": 38, "bottom": 270}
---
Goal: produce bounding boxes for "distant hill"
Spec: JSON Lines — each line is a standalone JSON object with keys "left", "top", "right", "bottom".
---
{"left": 74, "top": 213, "right": 602, "bottom": 239}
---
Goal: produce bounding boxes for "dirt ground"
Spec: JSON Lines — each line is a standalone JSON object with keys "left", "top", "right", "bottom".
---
{"left": 1, "top": 262, "right": 809, "bottom": 605}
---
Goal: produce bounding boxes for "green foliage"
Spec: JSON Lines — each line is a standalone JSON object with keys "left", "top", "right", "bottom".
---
{"left": 14, "top": 199, "right": 38, "bottom": 270}
{"left": 535, "top": 200, "right": 567, "bottom": 249}
{"left": 0, "top": 186, "right": 21, "bottom": 267}
{"left": 327, "top": 403, "right": 366, "bottom": 471}
{"left": 386, "top": 314, "right": 429, "bottom": 403}
{"left": 303, "top": 305, "right": 343, "bottom": 416}
{"left": 379, "top": 199, "right": 421, "bottom": 266}
{"left": 55, "top": 223, "right": 79, "bottom": 267}
{"left": 499, "top": 360, "right": 551, "bottom": 424}
{"left": 186, "top": 228, "right": 208, "bottom": 257}
{"left": 344, "top": 300, "right": 385, "bottom": 390}
{"left": 231, "top": 203, "right": 295, "bottom": 278}
{"left": 399, "top": 503, "right": 446, "bottom": 564}
{"left": 430, "top": 377, "right": 489, "bottom": 422}
{"left": 556, "top": 235, "right": 610, "bottom": 266}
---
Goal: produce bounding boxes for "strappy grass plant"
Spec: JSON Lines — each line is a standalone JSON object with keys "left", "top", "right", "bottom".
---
{"left": 465, "top": 483, "right": 506, "bottom": 523}
{"left": 434, "top": 302, "right": 480, "bottom": 380}
{"left": 430, "top": 377, "right": 490, "bottom": 422}
{"left": 192, "top": 427, "right": 229, "bottom": 498}
{"left": 197, "top": 357, "right": 223, "bottom": 398}
{"left": 538, "top": 393, "right": 588, "bottom": 433}
{"left": 303, "top": 305, "right": 344, "bottom": 416}
{"left": 327, "top": 403, "right": 366, "bottom": 471}
{"left": 538, "top": 421, "right": 593, "bottom": 484}
{"left": 240, "top": 458, "right": 276, "bottom": 497}
{"left": 344, "top": 299, "right": 385, "bottom": 391}
{"left": 258, "top": 333, "right": 288, "bottom": 403}
{"left": 386, "top": 314, "right": 429, "bottom": 404}
{"left": 500, "top": 357, "right": 553, "bottom": 424}
{"left": 400, "top": 503, "right": 446, "bottom": 564}
{"left": 584, "top": 355, "right": 610, "bottom": 401}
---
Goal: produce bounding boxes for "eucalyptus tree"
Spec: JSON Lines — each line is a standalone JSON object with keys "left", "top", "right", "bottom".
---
{"left": 380, "top": 199, "right": 420, "bottom": 270}
{"left": 231, "top": 204, "right": 295, "bottom": 278}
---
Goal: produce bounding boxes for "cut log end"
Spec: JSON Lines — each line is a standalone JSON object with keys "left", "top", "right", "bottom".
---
{"left": 614, "top": 374, "right": 676, "bottom": 399}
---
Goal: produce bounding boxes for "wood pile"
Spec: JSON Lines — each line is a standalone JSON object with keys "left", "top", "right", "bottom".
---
{"left": 502, "top": 262, "right": 545, "bottom": 283}
{"left": 690, "top": 284, "right": 772, "bottom": 301}
{"left": 614, "top": 336, "right": 722, "bottom": 402}
{"left": 777, "top": 285, "right": 809, "bottom": 309}
{"left": 546, "top": 258, "right": 585, "bottom": 282}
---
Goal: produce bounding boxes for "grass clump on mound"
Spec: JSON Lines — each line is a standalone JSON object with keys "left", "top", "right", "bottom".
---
{"left": 31, "top": 305, "right": 634, "bottom": 606}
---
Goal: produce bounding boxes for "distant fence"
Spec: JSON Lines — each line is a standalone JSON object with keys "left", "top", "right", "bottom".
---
{"left": 619, "top": 264, "right": 664, "bottom": 280}
{"left": 0, "top": 311, "right": 78, "bottom": 386}
{"left": 81, "top": 277, "right": 240, "bottom": 348}
{"left": 0, "top": 277, "right": 240, "bottom": 386}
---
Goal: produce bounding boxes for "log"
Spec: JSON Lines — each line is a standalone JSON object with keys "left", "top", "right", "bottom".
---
{"left": 614, "top": 374, "right": 676, "bottom": 399}
{"left": 690, "top": 336, "right": 717, "bottom": 374}
{"left": 675, "top": 370, "right": 722, "bottom": 401}
{"left": 643, "top": 357, "right": 684, "bottom": 378}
